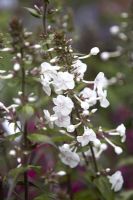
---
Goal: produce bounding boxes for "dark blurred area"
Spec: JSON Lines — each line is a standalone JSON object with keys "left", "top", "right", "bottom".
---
{"left": 0, "top": 0, "right": 130, "bottom": 51}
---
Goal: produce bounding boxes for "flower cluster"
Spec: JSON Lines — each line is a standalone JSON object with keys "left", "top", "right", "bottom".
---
{"left": 40, "top": 51, "right": 126, "bottom": 192}
{"left": 0, "top": 4, "right": 128, "bottom": 197}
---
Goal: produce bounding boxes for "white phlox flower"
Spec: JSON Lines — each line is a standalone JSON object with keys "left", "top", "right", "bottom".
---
{"left": 108, "top": 124, "right": 126, "bottom": 143}
{"left": 109, "top": 25, "right": 120, "bottom": 35}
{"left": 43, "top": 110, "right": 57, "bottom": 128}
{"left": 72, "top": 60, "right": 87, "bottom": 80}
{"left": 100, "top": 52, "right": 110, "bottom": 61}
{"left": 94, "top": 72, "right": 108, "bottom": 91}
{"left": 90, "top": 47, "right": 100, "bottom": 56}
{"left": 94, "top": 72, "right": 110, "bottom": 108}
{"left": 53, "top": 71, "right": 75, "bottom": 93}
{"left": 116, "top": 124, "right": 126, "bottom": 143}
{"left": 67, "top": 122, "right": 81, "bottom": 133}
{"left": 53, "top": 95, "right": 74, "bottom": 116}
{"left": 59, "top": 144, "right": 80, "bottom": 168}
{"left": 97, "top": 88, "right": 110, "bottom": 108}
{"left": 40, "top": 76, "right": 51, "bottom": 96}
{"left": 54, "top": 114, "right": 71, "bottom": 128}
{"left": 108, "top": 171, "right": 124, "bottom": 192}
{"left": 77, "top": 127, "right": 97, "bottom": 147}
{"left": 2, "top": 120, "right": 21, "bottom": 136}
{"left": 40, "top": 62, "right": 60, "bottom": 80}
{"left": 85, "top": 143, "right": 107, "bottom": 159}
{"left": 80, "top": 87, "right": 97, "bottom": 107}
{"left": 74, "top": 94, "right": 90, "bottom": 111}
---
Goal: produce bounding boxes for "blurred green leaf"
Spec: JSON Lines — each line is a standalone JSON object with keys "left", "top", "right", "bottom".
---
{"left": 74, "top": 190, "right": 98, "bottom": 200}
{"left": 24, "top": 7, "right": 42, "bottom": 18}
{"left": 52, "top": 134, "right": 73, "bottom": 143}
{"left": 119, "top": 190, "right": 133, "bottom": 200}
{"left": 34, "top": 193, "right": 56, "bottom": 200}
{"left": 28, "top": 133, "right": 53, "bottom": 145}
{"left": 94, "top": 176, "right": 115, "bottom": 200}
{"left": 6, "top": 132, "right": 22, "bottom": 142}
{"left": 117, "top": 157, "right": 133, "bottom": 167}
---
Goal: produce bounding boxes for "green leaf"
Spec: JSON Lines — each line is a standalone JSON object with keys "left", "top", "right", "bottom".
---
{"left": 94, "top": 176, "right": 115, "bottom": 200}
{"left": 117, "top": 157, "right": 133, "bottom": 167}
{"left": 52, "top": 135, "right": 73, "bottom": 143}
{"left": 120, "top": 190, "right": 133, "bottom": 200}
{"left": 24, "top": 7, "right": 42, "bottom": 18}
{"left": 74, "top": 190, "right": 98, "bottom": 200}
{"left": 28, "top": 133, "right": 54, "bottom": 145}
{"left": 34, "top": 193, "right": 56, "bottom": 200}
{"left": 6, "top": 132, "right": 22, "bottom": 141}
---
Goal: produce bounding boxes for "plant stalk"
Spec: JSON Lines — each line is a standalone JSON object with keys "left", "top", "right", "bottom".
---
{"left": 90, "top": 144, "right": 99, "bottom": 173}
{"left": 21, "top": 48, "right": 29, "bottom": 200}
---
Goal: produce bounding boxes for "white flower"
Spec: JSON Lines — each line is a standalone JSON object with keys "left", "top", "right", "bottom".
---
{"left": 77, "top": 127, "right": 97, "bottom": 146}
{"left": 100, "top": 52, "right": 110, "bottom": 61}
{"left": 81, "top": 101, "right": 90, "bottom": 110}
{"left": 116, "top": 124, "right": 126, "bottom": 142}
{"left": 72, "top": 60, "right": 87, "bottom": 80}
{"left": 67, "top": 125, "right": 75, "bottom": 133}
{"left": 85, "top": 143, "right": 107, "bottom": 159}
{"left": 54, "top": 114, "right": 70, "bottom": 128}
{"left": 56, "top": 171, "right": 66, "bottom": 176}
{"left": 67, "top": 122, "right": 81, "bottom": 133}
{"left": 59, "top": 144, "right": 80, "bottom": 168}
{"left": 13, "top": 63, "right": 20, "bottom": 71}
{"left": 90, "top": 47, "right": 100, "bottom": 55}
{"left": 41, "top": 77, "right": 51, "bottom": 96}
{"left": 94, "top": 72, "right": 108, "bottom": 91}
{"left": 40, "top": 62, "right": 60, "bottom": 80}
{"left": 53, "top": 95, "right": 74, "bottom": 116}
{"left": 2, "top": 120, "right": 21, "bottom": 141}
{"left": 53, "top": 71, "right": 75, "bottom": 93}
{"left": 108, "top": 171, "right": 124, "bottom": 192}
{"left": 109, "top": 25, "right": 120, "bottom": 35}
{"left": 80, "top": 87, "right": 97, "bottom": 107}
{"left": 97, "top": 88, "right": 110, "bottom": 108}
{"left": 114, "top": 146, "right": 123, "bottom": 155}
{"left": 43, "top": 110, "right": 57, "bottom": 128}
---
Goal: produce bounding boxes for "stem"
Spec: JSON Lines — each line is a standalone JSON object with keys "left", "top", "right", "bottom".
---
{"left": 24, "top": 170, "right": 28, "bottom": 200}
{"left": 21, "top": 49, "right": 29, "bottom": 200}
{"left": 21, "top": 65, "right": 26, "bottom": 100}
{"left": 0, "top": 176, "right": 4, "bottom": 200}
{"left": 67, "top": 173, "right": 73, "bottom": 200}
{"left": 89, "top": 144, "right": 98, "bottom": 173}
{"left": 71, "top": 101, "right": 89, "bottom": 166}
{"left": 43, "top": 0, "right": 49, "bottom": 36}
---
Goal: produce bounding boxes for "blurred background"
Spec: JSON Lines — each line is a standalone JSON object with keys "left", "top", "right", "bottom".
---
{"left": 0, "top": 0, "right": 133, "bottom": 196}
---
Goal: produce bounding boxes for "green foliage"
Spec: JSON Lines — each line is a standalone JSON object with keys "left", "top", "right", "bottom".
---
{"left": 28, "top": 133, "right": 54, "bottom": 145}
{"left": 21, "top": 104, "right": 35, "bottom": 120}
{"left": 94, "top": 176, "right": 115, "bottom": 200}
{"left": 24, "top": 7, "right": 42, "bottom": 18}
{"left": 34, "top": 193, "right": 56, "bottom": 200}
{"left": 6, "top": 132, "right": 22, "bottom": 141}
{"left": 119, "top": 190, "right": 133, "bottom": 200}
